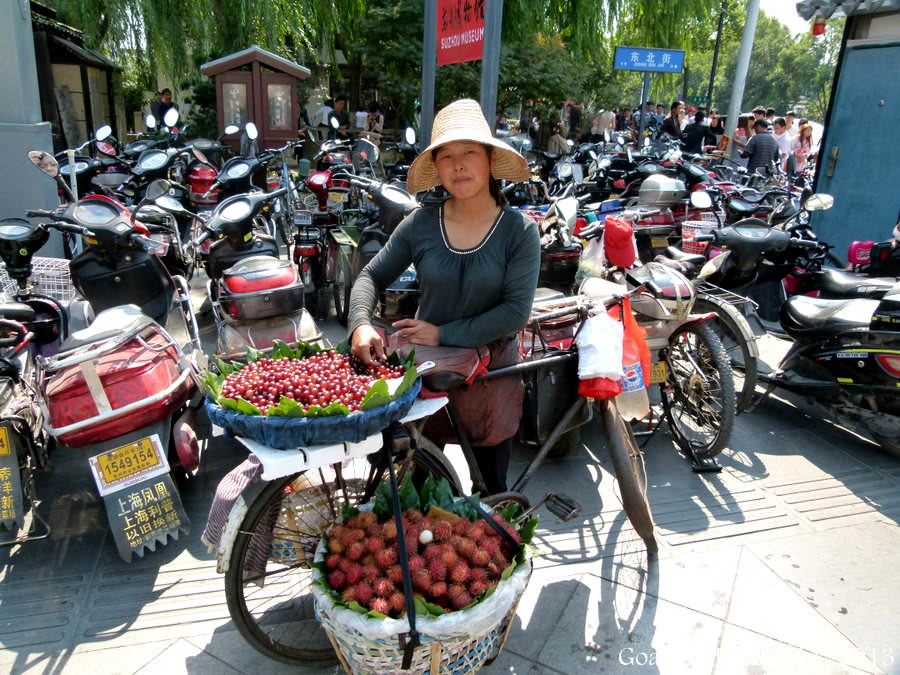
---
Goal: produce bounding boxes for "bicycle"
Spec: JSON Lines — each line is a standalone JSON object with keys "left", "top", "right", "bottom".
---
{"left": 208, "top": 293, "right": 656, "bottom": 664}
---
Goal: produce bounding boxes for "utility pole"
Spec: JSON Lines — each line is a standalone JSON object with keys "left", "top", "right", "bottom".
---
{"left": 707, "top": 0, "right": 727, "bottom": 110}
{"left": 480, "top": 0, "right": 503, "bottom": 130}
{"left": 421, "top": 0, "right": 437, "bottom": 146}
{"left": 724, "top": 0, "right": 760, "bottom": 150}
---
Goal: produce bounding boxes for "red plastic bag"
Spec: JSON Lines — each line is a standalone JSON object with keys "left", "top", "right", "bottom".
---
{"left": 578, "top": 375, "right": 622, "bottom": 399}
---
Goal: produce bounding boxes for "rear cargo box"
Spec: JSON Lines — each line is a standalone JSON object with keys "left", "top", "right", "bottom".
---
{"left": 219, "top": 256, "right": 304, "bottom": 321}
{"left": 43, "top": 326, "right": 194, "bottom": 447}
{"left": 518, "top": 350, "right": 592, "bottom": 446}
{"left": 638, "top": 175, "right": 686, "bottom": 207}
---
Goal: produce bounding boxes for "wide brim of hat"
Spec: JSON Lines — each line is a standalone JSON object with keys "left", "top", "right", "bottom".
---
{"left": 406, "top": 131, "right": 530, "bottom": 195}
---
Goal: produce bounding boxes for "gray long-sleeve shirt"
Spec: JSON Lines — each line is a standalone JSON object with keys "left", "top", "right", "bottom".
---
{"left": 347, "top": 204, "right": 540, "bottom": 347}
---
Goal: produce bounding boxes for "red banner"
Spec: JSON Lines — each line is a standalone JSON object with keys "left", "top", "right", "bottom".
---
{"left": 437, "top": 0, "right": 485, "bottom": 65}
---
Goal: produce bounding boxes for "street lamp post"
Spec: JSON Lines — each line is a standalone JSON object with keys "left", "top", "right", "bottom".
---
{"left": 706, "top": 0, "right": 727, "bottom": 110}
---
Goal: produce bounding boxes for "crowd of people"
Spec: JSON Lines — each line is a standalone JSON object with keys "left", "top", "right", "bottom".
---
{"left": 510, "top": 99, "right": 817, "bottom": 174}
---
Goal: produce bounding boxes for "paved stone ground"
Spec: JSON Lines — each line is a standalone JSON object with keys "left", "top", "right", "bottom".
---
{"left": 1, "top": 309, "right": 899, "bottom": 675}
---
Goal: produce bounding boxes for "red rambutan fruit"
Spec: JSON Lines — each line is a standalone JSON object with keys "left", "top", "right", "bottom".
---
{"left": 455, "top": 537, "right": 476, "bottom": 561}
{"left": 345, "top": 564, "right": 364, "bottom": 586}
{"left": 327, "top": 539, "right": 345, "bottom": 554}
{"left": 412, "top": 569, "right": 431, "bottom": 593}
{"left": 428, "top": 559, "right": 447, "bottom": 582}
{"left": 346, "top": 541, "right": 366, "bottom": 561}
{"left": 363, "top": 564, "right": 380, "bottom": 583}
{"left": 389, "top": 591, "right": 406, "bottom": 614}
{"left": 382, "top": 520, "right": 398, "bottom": 540}
{"left": 375, "top": 547, "right": 398, "bottom": 569}
{"left": 470, "top": 549, "right": 490, "bottom": 568}
{"left": 423, "top": 544, "right": 443, "bottom": 561}
{"left": 367, "top": 536, "right": 386, "bottom": 554}
{"left": 451, "top": 590, "right": 473, "bottom": 610}
{"left": 449, "top": 562, "right": 471, "bottom": 585}
{"left": 373, "top": 578, "right": 394, "bottom": 598}
{"left": 452, "top": 519, "right": 471, "bottom": 536}
{"left": 354, "top": 582, "right": 374, "bottom": 604}
{"left": 327, "top": 570, "right": 347, "bottom": 590}
{"left": 404, "top": 509, "right": 424, "bottom": 524}
{"left": 366, "top": 523, "right": 383, "bottom": 537}
{"left": 387, "top": 564, "right": 403, "bottom": 585}
{"left": 432, "top": 520, "right": 452, "bottom": 542}
{"left": 440, "top": 548, "right": 459, "bottom": 568}
{"left": 469, "top": 580, "right": 489, "bottom": 597}
{"left": 470, "top": 567, "right": 488, "bottom": 583}
{"left": 481, "top": 538, "right": 500, "bottom": 558}
{"left": 341, "top": 587, "right": 356, "bottom": 603}
{"left": 357, "top": 512, "right": 376, "bottom": 529}
{"left": 430, "top": 581, "right": 448, "bottom": 599}
{"left": 408, "top": 555, "right": 426, "bottom": 573}
{"left": 369, "top": 597, "right": 391, "bottom": 615}
{"left": 325, "top": 553, "right": 342, "bottom": 570}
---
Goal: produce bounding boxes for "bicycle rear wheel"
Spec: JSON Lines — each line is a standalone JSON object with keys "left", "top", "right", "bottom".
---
{"left": 598, "top": 398, "right": 657, "bottom": 554}
{"left": 660, "top": 322, "right": 736, "bottom": 459}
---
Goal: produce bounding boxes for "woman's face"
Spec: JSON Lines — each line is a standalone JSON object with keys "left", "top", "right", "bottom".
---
{"left": 434, "top": 141, "right": 493, "bottom": 200}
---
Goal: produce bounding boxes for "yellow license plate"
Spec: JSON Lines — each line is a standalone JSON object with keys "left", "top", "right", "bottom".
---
{"left": 0, "top": 427, "right": 9, "bottom": 456}
{"left": 330, "top": 191, "right": 348, "bottom": 202}
{"left": 649, "top": 361, "right": 667, "bottom": 384}
{"left": 96, "top": 437, "right": 161, "bottom": 485}
{"left": 651, "top": 238, "right": 669, "bottom": 249}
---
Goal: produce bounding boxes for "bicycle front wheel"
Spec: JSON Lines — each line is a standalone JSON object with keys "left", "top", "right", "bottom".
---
{"left": 224, "top": 456, "right": 374, "bottom": 664}
{"left": 660, "top": 322, "right": 736, "bottom": 459}
{"left": 598, "top": 398, "right": 657, "bottom": 554}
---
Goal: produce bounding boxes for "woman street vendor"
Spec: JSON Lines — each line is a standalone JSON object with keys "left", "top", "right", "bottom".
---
{"left": 348, "top": 98, "right": 540, "bottom": 495}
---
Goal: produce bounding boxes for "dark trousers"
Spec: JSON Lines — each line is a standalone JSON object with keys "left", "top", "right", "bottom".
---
{"left": 471, "top": 437, "right": 513, "bottom": 495}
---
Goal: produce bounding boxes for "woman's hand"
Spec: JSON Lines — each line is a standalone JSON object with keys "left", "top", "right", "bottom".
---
{"left": 351, "top": 324, "right": 386, "bottom": 366}
{"left": 391, "top": 319, "right": 439, "bottom": 346}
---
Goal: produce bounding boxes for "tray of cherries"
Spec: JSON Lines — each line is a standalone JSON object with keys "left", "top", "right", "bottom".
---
{"left": 202, "top": 339, "right": 422, "bottom": 448}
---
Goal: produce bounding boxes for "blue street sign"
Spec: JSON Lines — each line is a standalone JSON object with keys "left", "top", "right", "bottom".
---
{"left": 614, "top": 46, "right": 685, "bottom": 73}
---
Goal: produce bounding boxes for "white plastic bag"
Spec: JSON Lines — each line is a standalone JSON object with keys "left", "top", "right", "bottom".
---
{"left": 576, "top": 311, "right": 624, "bottom": 380}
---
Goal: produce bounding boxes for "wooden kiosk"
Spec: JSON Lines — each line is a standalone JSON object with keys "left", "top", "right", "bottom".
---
{"left": 200, "top": 45, "right": 311, "bottom": 153}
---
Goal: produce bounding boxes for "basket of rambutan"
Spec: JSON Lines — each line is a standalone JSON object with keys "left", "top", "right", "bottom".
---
{"left": 311, "top": 475, "right": 537, "bottom": 675}
{"left": 202, "top": 339, "right": 421, "bottom": 448}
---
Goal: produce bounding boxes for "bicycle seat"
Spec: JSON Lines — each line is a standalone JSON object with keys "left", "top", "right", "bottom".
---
{"left": 422, "top": 370, "right": 468, "bottom": 393}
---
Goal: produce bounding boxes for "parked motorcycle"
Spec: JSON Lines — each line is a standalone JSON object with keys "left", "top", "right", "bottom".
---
{"left": 11, "top": 157, "right": 206, "bottom": 561}
{"left": 154, "top": 182, "right": 321, "bottom": 359}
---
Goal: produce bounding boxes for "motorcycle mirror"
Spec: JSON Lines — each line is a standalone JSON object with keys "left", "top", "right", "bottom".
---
{"left": 615, "top": 134, "right": 625, "bottom": 146}
{"left": 404, "top": 126, "right": 417, "bottom": 145}
{"left": 572, "top": 163, "right": 584, "bottom": 185}
{"left": 192, "top": 147, "right": 210, "bottom": 165}
{"left": 566, "top": 139, "right": 575, "bottom": 149}
{"left": 604, "top": 129, "right": 611, "bottom": 143}
{"left": 28, "top": 150, "right": 59, "bottom": 177}
{"left": 145, "top": 114, "right": 157, "bottom": 130}
{"left": 145, "top": 178, "right": 171, "bottom": 201}
{"left": 330, "top": 116, "right": 340, "bottom": 130}
{"left": 690, "top": 190, "right": 713, "bottom": 210}
{"left": 803, "top": 193, "right": 834, "bottom": 212}
{"left": 627, "top": 146, "right": 633, "bottom": 163}
{"left": 95, "top": 125, "right": 112, "bottom": 142}
{"left": 643, "top": 137, "right": 650, "bottom": 148}
{"left": 163, "top": 108, "right": 179, "bottom": 128}
{"left": 223, "top": 124, "right": 240, "bottom": 135}
{"left": 245, "top": 122, "right": 259, "bottom": 140}
{"left": 155, "top": 194, "right": 187, "bottom": 213}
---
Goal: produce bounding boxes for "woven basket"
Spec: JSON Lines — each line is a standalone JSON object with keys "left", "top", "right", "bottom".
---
{"left": 314, "top": 559, "right": 532, "bottom": 675}
{"left": 206, "top": 378, "right": 422, "bottom": 449}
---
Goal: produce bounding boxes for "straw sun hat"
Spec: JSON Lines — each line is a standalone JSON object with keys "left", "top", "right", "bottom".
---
{"left": 406, "top": 98, "right": 529, "bottom": 194}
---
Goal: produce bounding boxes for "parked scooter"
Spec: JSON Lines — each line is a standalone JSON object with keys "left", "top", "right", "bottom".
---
{"left": 154, "top": 181, "right": 321, "bottom": 359}
{"left": 14, "top": 156, "right": 206, "bottom": 561}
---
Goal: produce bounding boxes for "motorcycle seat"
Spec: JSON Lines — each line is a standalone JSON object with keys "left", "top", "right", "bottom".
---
{"left": 779, "top": 295, "right": 880, "bottom": 339}
{"left": 727, "top": 198, "right": 764, "bottom": 214}
{"left": 663, "top": 246, "right": 706, "bottom": 266}
{"left": 735, "top": 189, "right": 765, "bottom": 203}
{"left": 817, "top": 268, "right": 900, "bottom": 300}
{"left": 57, "top": 304, "right": 153, "bottom": 355}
